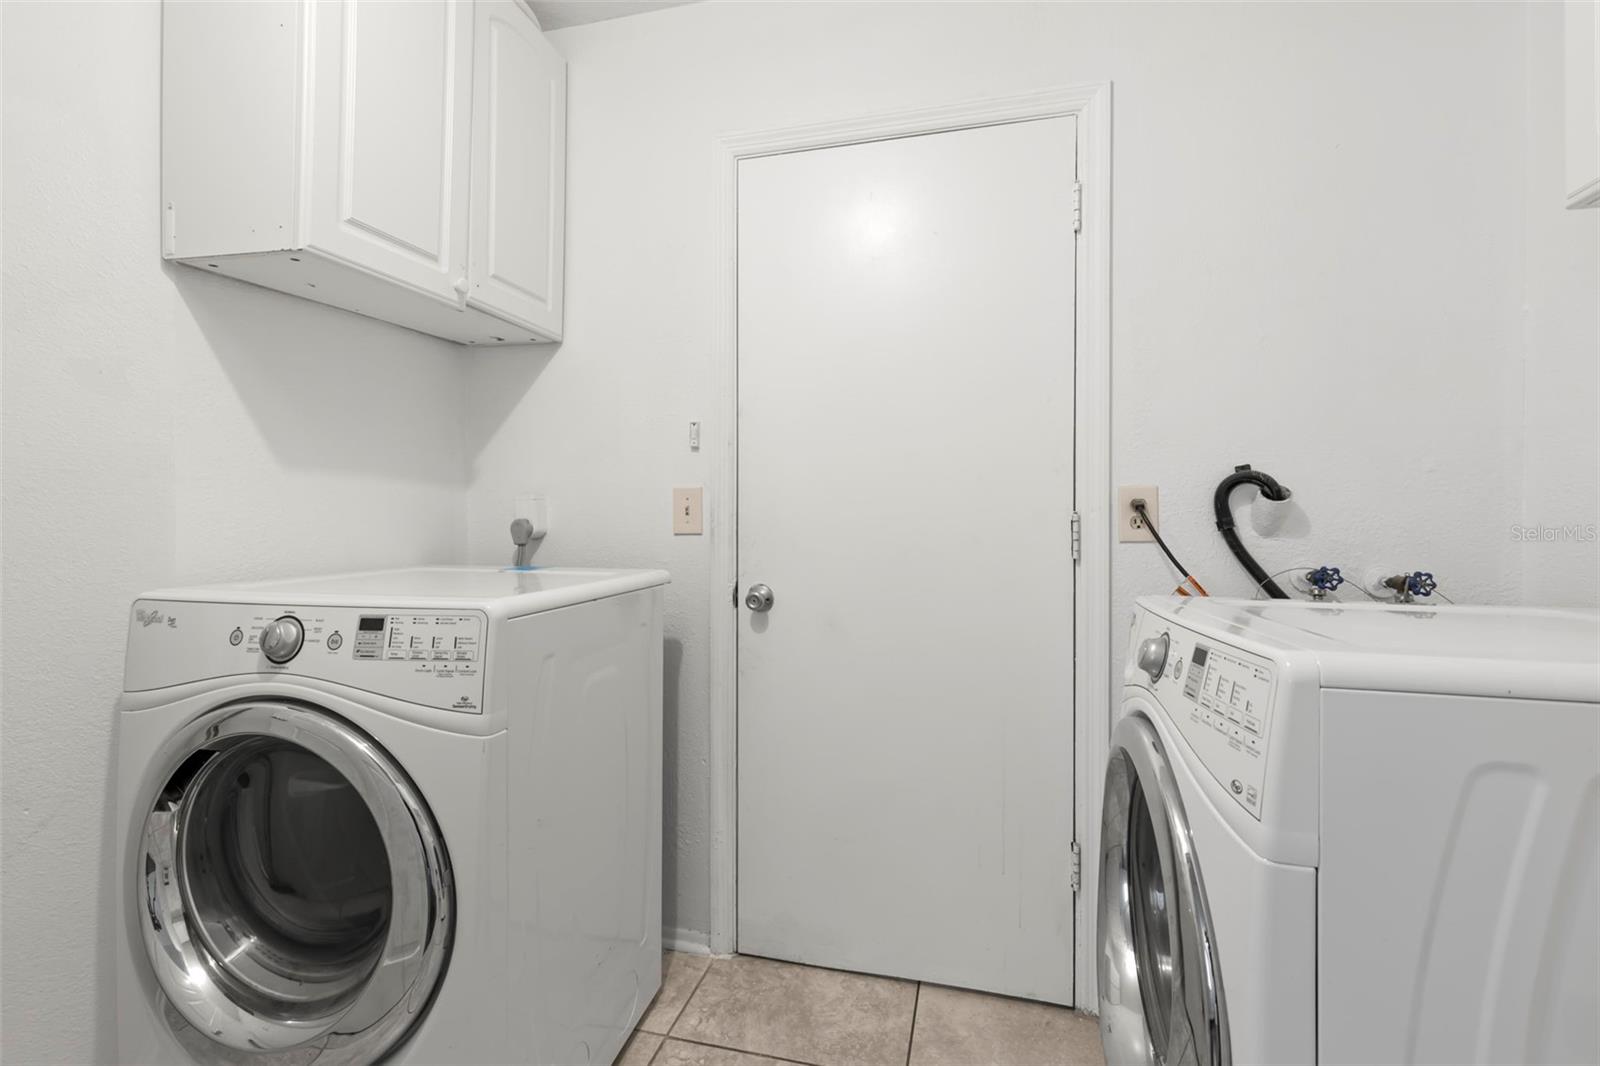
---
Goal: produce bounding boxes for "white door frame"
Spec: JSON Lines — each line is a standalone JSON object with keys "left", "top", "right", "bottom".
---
{"left": 706, "top": 83, "right": 1113, "bottom": 1007}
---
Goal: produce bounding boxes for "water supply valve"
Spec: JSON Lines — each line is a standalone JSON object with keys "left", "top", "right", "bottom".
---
{"left": 1406, "top": 571, "right": 1438, "bottom": 598}
{"left": 1304, "top": 566, "right": 1344, "bottom": 599}
{"left": 1378, "top": 571, "right": 1439, "bottom": 603}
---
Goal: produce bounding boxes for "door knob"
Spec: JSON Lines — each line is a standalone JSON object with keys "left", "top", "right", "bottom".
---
{"left": 745, "top": 584, "right": 775, "bottom": 612}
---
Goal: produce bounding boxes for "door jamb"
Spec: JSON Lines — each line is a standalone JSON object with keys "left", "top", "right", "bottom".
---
{"left": 707, "top": 84, "right": 1113, "bottom": 1008}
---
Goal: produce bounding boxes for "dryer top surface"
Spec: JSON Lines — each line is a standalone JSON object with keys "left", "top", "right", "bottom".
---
{"left": 141, "top": 566, "right": 671, "bottom": 617}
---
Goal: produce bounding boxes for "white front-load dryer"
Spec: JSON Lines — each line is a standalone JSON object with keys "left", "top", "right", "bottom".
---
{"left": 1099, "top": 597, "right": 1599, "bottom": 1066}
{"left": 116, "top": 567, "right": 669, "bottom": 1065}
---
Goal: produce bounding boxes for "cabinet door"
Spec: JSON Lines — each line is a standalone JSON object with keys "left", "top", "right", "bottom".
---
{"left": 306, "top": 0, "right": 474, "bottom": 301}
{"left": 467, "top": 1, "right": 566, "bottom": 338}
{"left": 1567, "top": 0, "right": 1600, "bottom": 207}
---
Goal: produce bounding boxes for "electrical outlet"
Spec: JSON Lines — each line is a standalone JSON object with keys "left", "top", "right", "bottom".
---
{"left": 513, "top": 495, "right": 549, "bottom": 539}
{"left": 673, "top": 487, "right": 703, "bottom": 535}
{"left": 1117, "top": 485, "right": 1158, "bottom": 543}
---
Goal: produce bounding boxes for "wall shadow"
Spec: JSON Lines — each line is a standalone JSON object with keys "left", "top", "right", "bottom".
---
{"left": 170, "top": 265, "right": 548, "bottom": 484}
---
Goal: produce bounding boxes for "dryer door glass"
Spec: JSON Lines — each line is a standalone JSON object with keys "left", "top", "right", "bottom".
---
{"left": 179, "top": 737, "right": 394, "bottom": 1013}
{"left": 1099, "top": 710, "right": 1231, "bottom": 1066}
{"left": 136, "top": 701, "right": 453, "bottom": 1065}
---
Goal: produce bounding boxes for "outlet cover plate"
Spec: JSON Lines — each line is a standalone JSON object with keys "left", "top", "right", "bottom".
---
{"left": 1117, "top": 485, "right": 1158, "bottom": 543}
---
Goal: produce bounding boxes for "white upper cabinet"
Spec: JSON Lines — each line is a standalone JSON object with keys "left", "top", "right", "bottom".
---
{"left": 1567, "top": 0, "right": 1600, "bottom": 209}
{"left": 163, "top": 0, "right": 565, "bottom": 344}
{"left": 468, "top": 1, "right": 567, "bottom": 338}
{"left": 306, "top": 0, "right": 474, "bottom": 302}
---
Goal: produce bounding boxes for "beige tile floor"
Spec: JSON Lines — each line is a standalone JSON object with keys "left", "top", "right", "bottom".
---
{"left": 618, "top": 953, "right": 1105, "bottom": 1066}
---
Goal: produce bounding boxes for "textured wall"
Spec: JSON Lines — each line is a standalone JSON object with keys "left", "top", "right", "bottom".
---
{"left": 1519, "top": 0, "right": 1600, "bottom": 606}
{"left": 0, "top": 3, "right": 468, "bottom": 1061}
{"left": 460, "top": 0, "right": 1555, "bottom": 947}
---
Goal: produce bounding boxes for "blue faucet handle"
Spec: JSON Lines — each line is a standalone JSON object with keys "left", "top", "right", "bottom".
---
{"left": 1306, "top": 566, "right": 1345, "bottom": 592}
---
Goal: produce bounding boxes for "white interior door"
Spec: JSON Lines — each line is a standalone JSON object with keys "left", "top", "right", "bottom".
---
{"left": 736, "top": 117, "right": 1079, "bottom": 1005}
{"left": 307, "top": 0, "right": 472, "bottom": 302}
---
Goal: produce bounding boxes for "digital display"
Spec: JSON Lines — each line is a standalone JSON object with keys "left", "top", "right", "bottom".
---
{"left": 1192, "top": 645, "right": 1209, "bottom": 666}
{"left": 358, "top": 616, "right": 387, "bottom": 632}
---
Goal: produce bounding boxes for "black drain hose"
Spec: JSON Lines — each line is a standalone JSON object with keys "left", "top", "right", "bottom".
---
{"left": 1214, "top": 465, "right": 1293, "bottom": 599}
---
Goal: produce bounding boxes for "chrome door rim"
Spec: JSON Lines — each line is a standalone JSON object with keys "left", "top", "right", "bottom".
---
{"left": 1098, "top": 709, "right": 1230, "bottom": 1066}
{"left": 137, "top": 700, "right": 453, "bottom": 1063}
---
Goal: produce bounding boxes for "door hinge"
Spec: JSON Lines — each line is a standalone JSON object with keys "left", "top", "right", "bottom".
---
{"left": 1072, "top": 182, "right": 1083, "bottom": 234}
{"left": 1070, "top": 840, "right": 1082, "bottom": 894}
{"left": 1070, "top": 511, "right": 1082, "bottom": 562}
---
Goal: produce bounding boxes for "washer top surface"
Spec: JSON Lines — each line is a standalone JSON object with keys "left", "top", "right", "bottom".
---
{"left": 142, "top": 566, "right": 671, "bottom": 618}
{"left": 1139, "top": 596, "right": 1598, "bottom": 702}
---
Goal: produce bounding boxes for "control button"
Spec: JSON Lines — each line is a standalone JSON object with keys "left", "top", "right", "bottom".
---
{"left": 229, "top": 627, "right": 243, "bottom": 647}
{"left": 260, "top": 616, "right": 304, "bottom": 664}
{"left": 1230, "top": 779, "right": 1244, "bottom": 795}
{"left": 326, "top": 631, "right": 343, "bottom": 651}
{"left": 1171, "top": 656, "right": 1184, "bottom": 678}
{"left": 1245, "top": 734, "right": 1262, "bottom": 754}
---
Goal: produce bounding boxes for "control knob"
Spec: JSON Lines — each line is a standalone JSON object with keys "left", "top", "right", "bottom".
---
{"left": 260, "top": 616, "right": 304, "bottom": 664}
{"left": 1136, "top": 633, "right": 1169, "bottom": 683}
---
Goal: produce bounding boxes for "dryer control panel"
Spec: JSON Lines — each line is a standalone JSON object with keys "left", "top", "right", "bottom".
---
{"left": 124, "top": 600, "right": 488, "bottom": 714}
{"left": 1129, "top": 612, "right": 1277, "bottom": 820}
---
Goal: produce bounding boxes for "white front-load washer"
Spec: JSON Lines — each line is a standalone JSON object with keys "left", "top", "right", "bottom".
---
{"left": 116, "top": 566, "right": 669, "bottom": 1065}
{"left": 1099, "top": 597, "right": 1598, "bottom": 1066}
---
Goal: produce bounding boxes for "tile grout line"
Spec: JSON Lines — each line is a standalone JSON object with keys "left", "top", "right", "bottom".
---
{"left": 905, "top": 982, "right": 922, "bottom": 1066}
{"left": 641, "top": 954, "right": 719, "bottom": 1066}
{"left": 654, "top": 1031, "right": 822, "bottom": 1066}
{"left": 665, "top": 955, "right": 717, "bottom": 1034}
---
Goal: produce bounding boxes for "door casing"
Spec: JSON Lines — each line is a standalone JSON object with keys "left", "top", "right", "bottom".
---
{"left": 704, "top": 84, "right": 1113, "bottom": 1007}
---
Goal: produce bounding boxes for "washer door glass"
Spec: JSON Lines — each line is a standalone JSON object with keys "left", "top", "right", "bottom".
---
{"left": 138, "top": 701, "right": 452, "bottom": 1064}
{"left": 1098, "top": 709, "right": 1230, "bottom": 1066}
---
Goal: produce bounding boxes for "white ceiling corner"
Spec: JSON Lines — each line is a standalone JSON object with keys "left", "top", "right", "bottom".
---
{"left": 525, "top": 1, "right": 701, "bottom": 32}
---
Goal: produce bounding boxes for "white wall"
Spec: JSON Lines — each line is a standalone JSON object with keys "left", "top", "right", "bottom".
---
{"left": 463, "top": 0, "right": 1579, "bottom": 947}
{"left": 1, "top": 4, "right": 468, "bottom": 1061}
{"left": 1519, "top": 0, "right": 1600, "bottom": 605}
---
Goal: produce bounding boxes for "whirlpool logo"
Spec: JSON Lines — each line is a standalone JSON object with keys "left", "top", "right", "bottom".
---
{"left": 136, "top": 609, "right": 177, "bottom": 629}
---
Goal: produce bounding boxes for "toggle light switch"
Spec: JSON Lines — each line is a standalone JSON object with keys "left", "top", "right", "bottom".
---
{"left": 673, "top": 487, "right": 703, "bottom": 535}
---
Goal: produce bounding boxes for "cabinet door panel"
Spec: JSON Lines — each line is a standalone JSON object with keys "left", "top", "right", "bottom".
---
{"left": 468, "top": 1, "right": 566, "bottom": 338}
{"left": 1567, "top": 0, "right": 1600, "bottom": 207}
{"left": 308, "top": 0, "right": 472, "bottom": 299}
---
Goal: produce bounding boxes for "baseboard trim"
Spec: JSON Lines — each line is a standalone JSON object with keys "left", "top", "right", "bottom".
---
{"left": 664, "top": 928, "right": 714, "bottom": 956}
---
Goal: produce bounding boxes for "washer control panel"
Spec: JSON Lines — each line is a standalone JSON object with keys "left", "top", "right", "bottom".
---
{"left": 1131, "top": 612, "right": 1277, "bottom": 820}
{"left": 351, "top": 614, "right": 481, "bottom": 663}
{"left": 124, "top": 600, "right": 488, "bottom": 714}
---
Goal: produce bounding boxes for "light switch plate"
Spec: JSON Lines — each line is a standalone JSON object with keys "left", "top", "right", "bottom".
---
{"left": 673, "top": 487, "right": 703, "bottom": 535}
{"left": 1117, "top": 485, "right": 1158, "bottom": 543}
